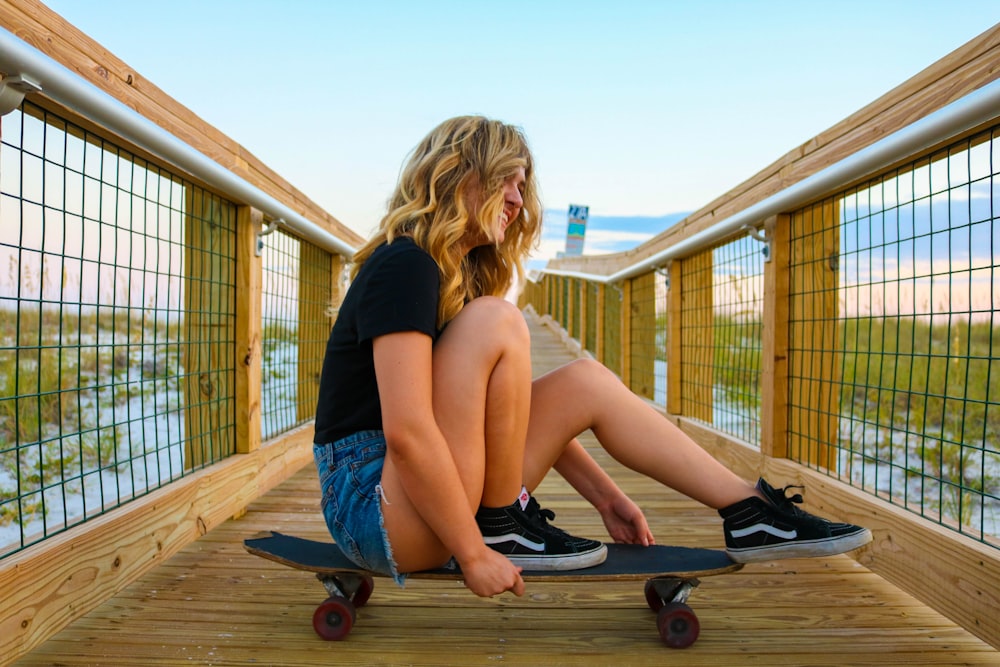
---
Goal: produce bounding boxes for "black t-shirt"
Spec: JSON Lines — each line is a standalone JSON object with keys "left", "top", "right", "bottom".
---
{"left": 314, "top": 237, "right": 441, "bottom": 444}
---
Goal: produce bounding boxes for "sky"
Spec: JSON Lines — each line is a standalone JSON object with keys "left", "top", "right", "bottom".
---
{"left": 37, "top": 0, "right": 1000, "bottom": 247}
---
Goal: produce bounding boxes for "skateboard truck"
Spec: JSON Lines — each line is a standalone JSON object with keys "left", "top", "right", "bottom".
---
{"left": 312, "top": 573, "right": 376, "bottom": 641}
{"left": 317, "top": 572, "right": 374, "bottom": 606}
{"left": 646, "top": 576, "right": 699, "bottom": 605}
{"left": 643, "top": 577, "right": 702, "bottom": 648}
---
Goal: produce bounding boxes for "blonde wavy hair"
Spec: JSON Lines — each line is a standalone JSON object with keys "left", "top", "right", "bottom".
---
{"left": 351, "top": 116, "right": 542, "bottom": 328}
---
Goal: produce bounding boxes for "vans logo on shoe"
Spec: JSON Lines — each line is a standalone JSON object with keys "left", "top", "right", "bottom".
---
{"left": 518, "top": 486, "right": 530, "bottom": 511}
{"left": 483, "top": 533, "right": 545, "bottom": 552}
{"left": 731, "top": 523, "right": 798, "bottom": 540}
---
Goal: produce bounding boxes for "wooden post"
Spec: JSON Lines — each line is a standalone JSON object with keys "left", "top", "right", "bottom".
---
{"left": 540, "top": 274, "right": 556, "bottom": 317}
{"left": 183, "top": 189, "right": 236, "bottom": 469}
{"left": 620, "top": 279, "right": 632, "bottom": 388}
{"left": 547, "top": 276, "right": 554, "bottom": 321}
{"left": 667, "top": 260, "right": 683, "bottom": 415}
{"left": 604, "top": 284, "right": 623, "bottom": 376}
{"left": 629, "top": 272, "right": 656, "bottom": 400}
{"left": 594, "top": 283, "right": 605, "bottom": 362}
{"left": 554, "top": 277, "right": 563, "bottom": 327}
{"left": 235, "top": 206, "right": 262, "bottom": 455}
{"left": 681, "top": 250, "right": 713, "bottom": 422}
{"left": 789, "top": 199, "right": 841, "bottom": 471}
{"left": 761, "top": 215, "right": 790, "bottom": 459}
{"left": 297, "top": 242, "right": 333, "bottom": 423}
{"left": 566, "top": 278, "right": 576, "bottom": 338}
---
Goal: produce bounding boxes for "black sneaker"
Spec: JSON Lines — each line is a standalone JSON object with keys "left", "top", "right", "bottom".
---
{"left": 475, "top": 488, "right": 607, "bottom": 570}
{"left": 719, "top": 478, "right": 872, "bottom": 563}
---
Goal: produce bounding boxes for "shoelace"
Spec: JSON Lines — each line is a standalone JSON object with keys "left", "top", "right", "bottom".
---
{"left": 772, "top": 484, "right": 807, "bottom": 515}
{"left": 770, "top": 484, "right": 837, "bottom": 525}
{"left": 524, "top": 498, "right": 569, "bottom": 537}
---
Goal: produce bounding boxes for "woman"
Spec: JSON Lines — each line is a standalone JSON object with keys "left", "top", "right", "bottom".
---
{"left": 313, "top": 116, "right": 871, "bottom": 599}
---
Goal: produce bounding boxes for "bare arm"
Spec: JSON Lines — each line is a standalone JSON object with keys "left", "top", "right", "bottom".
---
{"left": 374, "top": 331, "right": 524, "bottom": 595}
{"left": 553, "top": 438, "right": 655, "bottom": 545}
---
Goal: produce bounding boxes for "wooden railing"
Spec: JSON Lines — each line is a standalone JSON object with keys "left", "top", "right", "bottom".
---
{"left": 0, "top": 1, "right": 362, "bottom": 662}
{"left": 521, "top": 23, "right": 1000, "bottom": 650}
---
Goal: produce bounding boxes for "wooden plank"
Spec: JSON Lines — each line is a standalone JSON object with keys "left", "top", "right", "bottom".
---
{"left": 566, "top": 278, "right": 576, "bottom": 339}
{"left": 667, "top": 260, "right": 683, "bottom": 415}
{"left": 665, "top": 414, "right": 1000, "bottom": 651}
{"left": 235, "top": 206, "right": 263, "bottom": 455}
{"left": 760, "top": 214, "right": 790, "bottom": 458}
{"left": 629, "top": 272, "right": 656, "bottom": 399}
{"left": 0, "top": 426, "right": 314, "bottom": 663}
{"left": 183, "top": 189, "right": 237, "bottom": 469}
{"left": 296, "top": 241, "right": 331, "bottom": 422}
{"left": 680, "top": 251, "right": 714, "bottom": 421}
{"left": 788, "top": 199, "right": 839, "bottom": 471}
{"left": 620, "top": 278, "right": 632, "bottom": 387}
{"left": 592, "top": 283, "right": 604, "bottom": 360}
{"left": 603, "top": 283, "right": 622, "bottom": 376}
{"left": 17, "top": 456, "right": 1000, "bottom": 664}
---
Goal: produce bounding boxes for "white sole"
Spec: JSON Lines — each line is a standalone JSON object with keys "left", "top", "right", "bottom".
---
{"left": 728, "top": 528, "right": 873, "bottom": 564}
{"left": 505, "top": 544, "right": 608, "bottom": 570}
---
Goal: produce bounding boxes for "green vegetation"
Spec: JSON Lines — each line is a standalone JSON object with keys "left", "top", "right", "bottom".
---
{"left": 0, "top": 306, "right": 181, "bottom": 527}
{"left": 261, "top": 320, "right": 298, "bottom": 383}
{"left": 838, "top": 316, "right": 999, "bottom": 528}
{"left": 713, "top": 315, "right": 763, "bottom": 412}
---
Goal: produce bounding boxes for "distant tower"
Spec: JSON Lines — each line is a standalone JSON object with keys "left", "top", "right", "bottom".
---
{"left": 564, "top": 204, "right": 589, "bottom": 256}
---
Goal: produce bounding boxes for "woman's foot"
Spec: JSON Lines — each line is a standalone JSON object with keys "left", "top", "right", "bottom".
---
{"left": 719, "top": 479, "right": 872, "bottom": 563}
{"left": 475, "top": 488, "right": 607, "bottom": 570}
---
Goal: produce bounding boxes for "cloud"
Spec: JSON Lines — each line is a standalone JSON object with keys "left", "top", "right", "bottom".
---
{"left": 583, "top": 229, "right": 657, "bottom": 253}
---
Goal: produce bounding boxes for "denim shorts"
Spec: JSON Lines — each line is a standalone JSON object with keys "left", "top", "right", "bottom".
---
{"left": 313, "top": 430, "right": 406, "bottom": 586}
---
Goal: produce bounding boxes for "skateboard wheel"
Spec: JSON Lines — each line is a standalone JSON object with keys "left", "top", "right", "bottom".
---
{"left": 656, "top": 602, "right": 700, "bottom": 649}
{"left": 644, "top": 579, "right": 664, "bottom": 612}
{"left": 352, "top": 576, "right": 375, "bottom": 608}
{"left": 312, "top": 595, "right": 356, "bottom": 641}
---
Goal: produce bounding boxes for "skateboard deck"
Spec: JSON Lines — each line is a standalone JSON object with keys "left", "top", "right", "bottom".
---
{"left": 245, "top": 531, "right": 742, "bottom": 648}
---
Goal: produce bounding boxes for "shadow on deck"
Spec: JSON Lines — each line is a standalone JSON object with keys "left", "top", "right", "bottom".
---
{"left": 12, "top": 313, "right": 1000, "bottom": 666}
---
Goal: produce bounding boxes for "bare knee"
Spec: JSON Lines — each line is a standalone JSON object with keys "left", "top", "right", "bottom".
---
{"left": 559, "top": 357, "right": 620, "bottom": 386}
{"left": 454, "top": 297, "right": 529, "bottom": 348}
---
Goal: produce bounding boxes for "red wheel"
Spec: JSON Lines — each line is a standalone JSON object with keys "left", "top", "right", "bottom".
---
{"left": 312, "top": 596, "right": 356, "bottom": 641}
{"left": 352, "top": 576, "right": 375, "bottom": 608}
{"left": 644, "top": 579, "right": 664, "bottom": 612}
{"left": 656, "top": 602, "right": 700, "bottom": 649}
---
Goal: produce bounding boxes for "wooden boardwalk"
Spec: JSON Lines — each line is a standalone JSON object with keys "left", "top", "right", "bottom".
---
{"left": 12, "top": 313, "right": 1000, "bottom": 666}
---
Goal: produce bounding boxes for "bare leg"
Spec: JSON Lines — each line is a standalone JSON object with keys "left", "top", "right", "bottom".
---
{"left": 522, "top": 358, "right": 759, "bottom": 509}
{"left": 430, "top": 297, "right": 532, "bottom": 507}
{"left": 379, "top": 297, "right": 532, "bottom": 571}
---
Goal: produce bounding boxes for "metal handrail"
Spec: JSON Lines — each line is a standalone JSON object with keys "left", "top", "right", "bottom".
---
{"left": 539, "top": 77, "right": 1000, "bottom": 285}
{"left": 0, "top": 27, "right": 357, "bottom": 258}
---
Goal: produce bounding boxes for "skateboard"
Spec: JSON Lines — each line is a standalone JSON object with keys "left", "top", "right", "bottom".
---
{"left": 244, "top": 531, "right": 742, "bottom": 648}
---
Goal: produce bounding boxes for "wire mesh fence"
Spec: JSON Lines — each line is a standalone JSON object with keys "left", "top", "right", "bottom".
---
{"left": 628, "top": 271, "right": 657, "bottom": 401}
{"left": 0, "top": 101, "right": 236, "bottom": 556}
{"left": 260, "top": 227, "right": 333, "bottom": 441}
{"left": 675, "top": 239, "right": 764, "bottom": 445}
{"left": 514, "top": 126, "right": 1000, "bottom": 550}
{"left": 789, "top": 124, "right": 1000, "bottom": 544}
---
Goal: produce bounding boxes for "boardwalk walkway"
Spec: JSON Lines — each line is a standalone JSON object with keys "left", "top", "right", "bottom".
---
{"left": 13, "top": 312, "right": 1000, "bottom": 666}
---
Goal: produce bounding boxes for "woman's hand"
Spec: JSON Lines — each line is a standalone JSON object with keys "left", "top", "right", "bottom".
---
{"left": 459, "top": 547, "right": 525, "bottom": 598}
{"left": 599, "top": 494, "right": 655, "bottom": 546}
